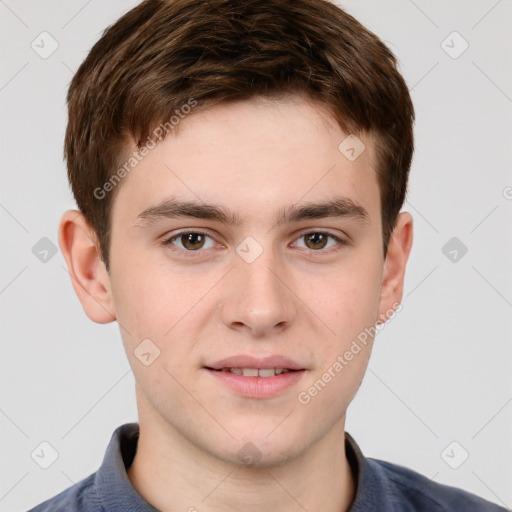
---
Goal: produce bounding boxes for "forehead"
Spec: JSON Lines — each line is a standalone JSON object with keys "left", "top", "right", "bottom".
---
{"left": 111, "top": 95, "right": 380, "bottom": 227}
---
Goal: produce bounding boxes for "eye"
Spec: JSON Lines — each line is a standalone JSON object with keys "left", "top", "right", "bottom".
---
{"left": 164, "top": 231, "right": 216, "bottom": 253}
{"left": 292, "top": 231, "right": 346, "bottom": 251}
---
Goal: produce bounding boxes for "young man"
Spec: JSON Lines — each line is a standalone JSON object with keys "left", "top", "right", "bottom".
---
{"left": 29, "top": 0, "right": 506, "bottom": 510}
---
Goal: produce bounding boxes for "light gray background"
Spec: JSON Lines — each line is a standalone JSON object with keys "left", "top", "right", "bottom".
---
{"left": 1, "top": 1, "right": 511, "bottom": 511}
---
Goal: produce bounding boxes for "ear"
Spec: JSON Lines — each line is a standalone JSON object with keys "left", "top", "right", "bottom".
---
{"left": 377, "top": 211, "right": 413, "bottom": 323}
{"left": 58, "top": 210, "right": 116, "bottom": 323}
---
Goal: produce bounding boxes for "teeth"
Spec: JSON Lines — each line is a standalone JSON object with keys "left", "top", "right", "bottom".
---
{"left": 242, "top": 368, "right": 259, "bottom": 377}
{"left": 223, "top": 368, "right": 291, "bottom": 377}
{"left": 258, "top": 368, "right": 276, "bottom": 377}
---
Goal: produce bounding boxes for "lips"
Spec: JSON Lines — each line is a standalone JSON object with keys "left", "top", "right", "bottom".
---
{"left": 205, "top": 355, "right": 305, "bottom": 372}
{"left": 203, "top": 357, "right": 306, "bottom": 400}
{"left": 203, "top": 355, "right": 306, "bottom": 398}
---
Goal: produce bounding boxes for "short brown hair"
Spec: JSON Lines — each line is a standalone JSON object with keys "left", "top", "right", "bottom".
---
{"left": 65, "top": 0, "right": 414, "bottom": 272}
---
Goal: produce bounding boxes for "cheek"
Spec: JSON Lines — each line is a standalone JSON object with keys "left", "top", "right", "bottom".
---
{"left": 295, "top": 268, "right": 381, "bottom": 414}
{"left": 110, "top": 266, "right": 193, "bottom": 399}
{"left": 109, "top": 256, "right": 178, "bottom": 357}
{"left": 110, "top": 256, "right": 218, "bottom": 378}
{"left": 307, "top": 256, "right": 382, "bottom": 346}
{"left": 316, "top": 259, "right": 382, "bottom": 403}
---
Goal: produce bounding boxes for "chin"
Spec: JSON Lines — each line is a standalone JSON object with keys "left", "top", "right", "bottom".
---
{"left": 222, "top": 442, "right": 305, "bottom": 469}
{"left": 208, "top": 428, "right": 308, "bottom": 468}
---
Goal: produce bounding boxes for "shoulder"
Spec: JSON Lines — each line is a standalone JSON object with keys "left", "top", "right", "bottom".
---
{"left": 25, "top": 473, "right": 101, "bottom": 512}
{"left": 369, "top": 458, "right": 508, "bottom": 511}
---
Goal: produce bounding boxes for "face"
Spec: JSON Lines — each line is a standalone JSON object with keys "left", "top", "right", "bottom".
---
{"left": 70, "top": 95, "right": 410, "bottom": 466}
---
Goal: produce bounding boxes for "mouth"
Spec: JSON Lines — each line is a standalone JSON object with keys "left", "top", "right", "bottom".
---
{"left": 205, "top": 354, "right": 305, "bottom": 372}
{"left": 203, "top": 355, "right": 306, "bottom": 398}
{"left": 205, "top": 367, "right": 296, "bottom": 377}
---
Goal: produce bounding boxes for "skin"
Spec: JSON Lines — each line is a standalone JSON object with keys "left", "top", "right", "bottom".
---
{"left": 59, "top": 94, "right": 413, "bottom": 512}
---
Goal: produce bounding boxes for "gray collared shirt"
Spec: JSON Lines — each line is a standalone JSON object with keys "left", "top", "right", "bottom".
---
{"left": 27, "top": 422, "right": 507, "bottom": 511}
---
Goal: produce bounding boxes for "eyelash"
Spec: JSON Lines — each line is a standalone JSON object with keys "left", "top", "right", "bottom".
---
{"left": 162, "top": 229, "right": 348, "bottom": 258}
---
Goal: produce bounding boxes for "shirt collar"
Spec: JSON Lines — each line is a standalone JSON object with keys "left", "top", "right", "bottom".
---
{"left": 344, "top": 431, "right": 397, "bottom": 511}
{"left": 94, "top": 422, "right": 159, "bottom": 512}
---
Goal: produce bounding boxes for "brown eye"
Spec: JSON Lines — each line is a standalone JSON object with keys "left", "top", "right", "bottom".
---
{"left": 304, "top": 232, "right": 329, "bottom": 250}
{"left": 180, "top": 232, "right": 206, "bottom": 250}
{"left": 165, "top": 231, "right": 216, "bottom": 253}
{"left": 293, "top": 231, "right": 346, "bottom": 252}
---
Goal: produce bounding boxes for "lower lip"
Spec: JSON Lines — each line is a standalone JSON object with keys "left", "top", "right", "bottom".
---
{"left": 204, "top": 369, "right": 306, "bottom": 398}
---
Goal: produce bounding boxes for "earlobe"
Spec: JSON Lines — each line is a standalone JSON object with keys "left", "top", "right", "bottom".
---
{"left": 58, "top": 210, "right": 116, "bottom": 324}
{"left": 378, "top": 212, "right": 413, "bottom": 323}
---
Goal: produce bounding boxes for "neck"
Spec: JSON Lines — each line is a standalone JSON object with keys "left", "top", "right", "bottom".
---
{"left": 127, "top": 392, "right": 356, "bottom": 512}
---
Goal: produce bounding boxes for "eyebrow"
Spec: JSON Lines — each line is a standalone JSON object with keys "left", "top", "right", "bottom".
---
{"left": 134, "top": 196, "right": 369, "bottom": 227}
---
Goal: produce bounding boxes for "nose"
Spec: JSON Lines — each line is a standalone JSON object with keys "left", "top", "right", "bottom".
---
{"left": 220, "top": 245, "right": 297, "bottom": 338}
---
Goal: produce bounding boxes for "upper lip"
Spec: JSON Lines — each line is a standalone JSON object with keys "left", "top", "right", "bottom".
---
{"left": 205, "top": 355, "right": 305, "bottom": 371}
